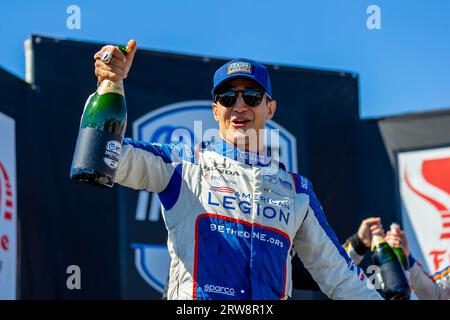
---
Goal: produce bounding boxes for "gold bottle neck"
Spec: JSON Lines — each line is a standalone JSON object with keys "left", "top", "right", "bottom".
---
{"left": 371, "top": 234, "right": 386, "bottom": 252}
{"left": 97, "top": 80, "right": 125, "bottom": 96}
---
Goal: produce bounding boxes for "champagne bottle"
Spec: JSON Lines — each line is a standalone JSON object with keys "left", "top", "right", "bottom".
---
{"left": 390, "top": 223, "right": 409, "bottom": 270}
{"left": 371, "top": 235, "right": 411, "bottom": 300}
{"left": 70, "top": 45, "right": 129, "bottom": 188}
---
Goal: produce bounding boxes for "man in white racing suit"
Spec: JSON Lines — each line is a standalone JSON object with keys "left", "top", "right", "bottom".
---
{"left": 94, "top": 40, "right": 382, "bottom": 300}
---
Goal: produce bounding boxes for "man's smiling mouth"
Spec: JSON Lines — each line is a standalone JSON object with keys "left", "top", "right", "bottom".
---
{"left": 232, "top": 119, "right": 250, "bottom": 124}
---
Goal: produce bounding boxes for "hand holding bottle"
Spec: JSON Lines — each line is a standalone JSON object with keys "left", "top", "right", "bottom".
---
{"left": 385, "top": 224, "right": 410, "bottom": 257}
{"left": 357, "top": 217, "right": 385, "bottom": 248}
{"left": 94, "top": 39, "right": 137, "bottom": 83}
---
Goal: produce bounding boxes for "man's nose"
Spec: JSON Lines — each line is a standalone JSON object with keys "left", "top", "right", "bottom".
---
{"left": 233, "top": 95, "right": 249, "bottom": 112}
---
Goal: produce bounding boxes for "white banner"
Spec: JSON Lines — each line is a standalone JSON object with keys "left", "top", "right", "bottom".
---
{"left": 398, "top": 146, "right": 450, "bottom": 273}
{"left": 0, "top": 112, "right": 17, "bottom": 299}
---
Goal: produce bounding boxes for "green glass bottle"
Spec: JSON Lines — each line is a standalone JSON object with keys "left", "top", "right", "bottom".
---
{"left": 390, "top": 223, "right": 409, "bottom": 270}
{"left": 371, "top": 235, "right": 410, "bottom": 300}
{"left": 70, "top": 45, "right": 128, "bottom": 188}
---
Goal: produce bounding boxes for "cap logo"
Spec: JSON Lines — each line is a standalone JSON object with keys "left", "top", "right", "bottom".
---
{"left": 227, "top": 62, "right": 252, "bottom": 75}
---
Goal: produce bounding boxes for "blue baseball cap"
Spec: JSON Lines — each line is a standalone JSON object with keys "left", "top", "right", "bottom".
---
{"left": 211, "top": 58, "right": 272, "bottom": 99}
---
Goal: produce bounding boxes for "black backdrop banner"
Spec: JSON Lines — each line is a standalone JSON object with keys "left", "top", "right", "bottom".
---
{"left": 23, "top": 34, "right": 361, "bottom": 299}
{"left": 1, "top": 34, "right": 448, "bottom": 299}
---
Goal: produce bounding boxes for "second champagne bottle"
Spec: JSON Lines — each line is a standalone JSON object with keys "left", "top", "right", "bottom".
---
{"left": 371, "top": 234, "right": 411, "bottom": 300}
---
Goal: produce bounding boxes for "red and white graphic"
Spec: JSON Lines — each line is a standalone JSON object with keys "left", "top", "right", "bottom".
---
{"left": 0, "top": 161, "right": 13, "bottom": 252}
{"left": 0, "top": 111, "right": 17, "bottom": 299}
{"left": 398, "top": 147, "right": 450, "bottom": 273}
{"left": 0, "top": 162, "right": 14, "bottom": 223}
{"left": 209, "top": 186, "right": 236, "bottom": 194}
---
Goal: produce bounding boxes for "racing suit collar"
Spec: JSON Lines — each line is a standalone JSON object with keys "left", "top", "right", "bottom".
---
{"left": 202, "top": 136, "right": 272, "bottom": 167}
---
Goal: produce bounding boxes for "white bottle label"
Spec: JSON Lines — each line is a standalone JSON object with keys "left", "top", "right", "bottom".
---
{"left": 104, "top": 140, "right": 122, "bottom": 169}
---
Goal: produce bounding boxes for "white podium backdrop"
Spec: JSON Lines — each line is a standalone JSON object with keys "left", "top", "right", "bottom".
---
{"left": 0, "top": 111, "right": 17, "bottom": 299}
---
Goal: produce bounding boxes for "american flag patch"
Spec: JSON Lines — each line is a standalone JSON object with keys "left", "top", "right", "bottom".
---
{"left": 210, "top": 186, "right": 235, "bottom": 194}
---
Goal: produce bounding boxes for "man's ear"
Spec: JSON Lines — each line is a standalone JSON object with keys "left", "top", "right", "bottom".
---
{"left": 212, "top": 103, "right": 219, "bottom": 121}
{"left": 266, "top": 99, "right": 277, "bottom": 120}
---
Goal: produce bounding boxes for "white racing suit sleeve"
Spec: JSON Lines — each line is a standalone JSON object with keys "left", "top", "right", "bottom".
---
{"left": 292, "top": 177, "right": 383, "bottom": 300}
{"left": 115, "top": 138, "right": 191, "bottom": 192}
{"left": 409, "top": 257, "right": 450, "bottom": 300}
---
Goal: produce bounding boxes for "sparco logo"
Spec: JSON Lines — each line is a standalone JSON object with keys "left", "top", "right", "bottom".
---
{"left": 204, "top": 284, "right": 236, "bottom": 296}
{"left": 0, "top": 161, "right": 14, "bottom": 252}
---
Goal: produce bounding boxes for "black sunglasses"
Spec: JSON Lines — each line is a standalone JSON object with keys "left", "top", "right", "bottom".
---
{"left": 215, "top": 88, "right": 266, "bottom": 108}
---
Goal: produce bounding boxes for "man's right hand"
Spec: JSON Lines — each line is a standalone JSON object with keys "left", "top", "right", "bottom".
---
{"left": 357, "top": 217, "right": 385, "bottom": 248}
{"left": 94, "top": 39, "right": 137, "bottom": 84}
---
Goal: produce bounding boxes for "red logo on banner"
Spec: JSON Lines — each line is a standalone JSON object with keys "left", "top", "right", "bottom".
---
{"left": 422, "top": 157, "right": 450, "bottom": 240}
{"left": 0, "top": 161, "right": 14, "bottom": 252}
{"left": 404, "top": 156, "right": 450, "bottom": 271}
{"left": 429, "top": 250, "right": 449, "bottom": 271}
{"left": 1, "top": 235, "right": 9, "bottom": 251}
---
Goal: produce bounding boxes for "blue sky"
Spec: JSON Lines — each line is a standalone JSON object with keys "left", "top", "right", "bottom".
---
{"left": 1, "top": 0, "right": 449, "bottom": 118}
